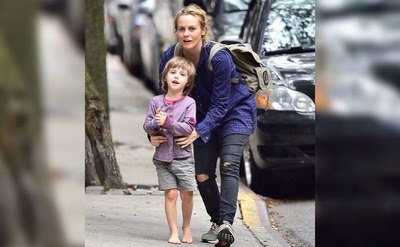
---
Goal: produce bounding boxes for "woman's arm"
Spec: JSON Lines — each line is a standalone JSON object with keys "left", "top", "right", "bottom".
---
{"left": 195, "top": 49, "right": 234, "bottom": 143}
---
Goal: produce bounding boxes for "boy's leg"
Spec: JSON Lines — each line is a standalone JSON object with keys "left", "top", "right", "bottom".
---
{"left": 164, "top": 189, "right": 181, "bottom": 244}
{"left": 180, "top": 191, "right": 193, "bottom": 243}
{"left": 171, "top": 157, "right": 197, "bottom": 243}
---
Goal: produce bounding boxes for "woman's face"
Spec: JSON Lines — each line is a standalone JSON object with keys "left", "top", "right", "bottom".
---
{"left": 176, "top": 14, "right": 205, "bottom": 51}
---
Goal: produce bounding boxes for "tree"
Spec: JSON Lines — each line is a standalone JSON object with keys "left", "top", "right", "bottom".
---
{"left": 0, "top": 1, "right": 66, "bottom": 245}
{"left": 85, "top": 0, "right": 109, "bottom": 114}
{"left": 85, "top": 0, "right": 125, "bottom": 189}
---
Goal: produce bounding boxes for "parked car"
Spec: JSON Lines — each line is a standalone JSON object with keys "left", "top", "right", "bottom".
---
{"left": 104, "top": 0, "right": 123, "bottom": 56}
{"left": 239, "top": 0, "right": 315, "bottom": 197}
{"left": 204, "top": 0, "right": 250, "bottom": 42}
{"left": 136, "top": 0, "right": 160, "bottom": 90}
{"left": 114, "top": 0, "right": 144, "bottom": 75}
{"left": 138, "top": 0, "right": 184, "bottom": 92}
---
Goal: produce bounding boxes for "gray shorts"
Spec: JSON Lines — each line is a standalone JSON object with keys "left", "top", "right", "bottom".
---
{"left": 153, "top": 157, "right": 197, "bottom": 191}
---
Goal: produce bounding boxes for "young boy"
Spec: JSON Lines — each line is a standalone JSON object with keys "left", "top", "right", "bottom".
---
{"left": 143, "top": 56, "right": 197, "bottom": 244}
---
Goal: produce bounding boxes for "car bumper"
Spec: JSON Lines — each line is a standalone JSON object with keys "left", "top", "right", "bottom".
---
{"left": 249, "top": 110, "right": 315, "bottom": 172}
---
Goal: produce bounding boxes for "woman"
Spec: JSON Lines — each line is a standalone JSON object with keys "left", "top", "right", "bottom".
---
{"left": 151, "top": 4, "right": 256, "bottom": 246}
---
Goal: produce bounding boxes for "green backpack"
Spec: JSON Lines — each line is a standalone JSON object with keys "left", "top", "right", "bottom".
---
{"left": 174, "top": 42, "right": 271, "bottom": 94}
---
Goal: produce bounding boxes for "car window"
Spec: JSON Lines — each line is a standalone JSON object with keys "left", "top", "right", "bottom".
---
{"left": 223, "top": 0, "right": 249, "bottom": 13}
{"left": 262, "top": 0, "right": 315, "bottom": 53}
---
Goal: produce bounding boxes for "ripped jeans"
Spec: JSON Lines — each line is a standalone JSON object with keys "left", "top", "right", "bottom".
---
{"left": 194, "top": 134, "right": 249, "bottom": 225}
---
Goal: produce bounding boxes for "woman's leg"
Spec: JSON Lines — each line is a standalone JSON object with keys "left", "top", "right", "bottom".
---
{"left": 164, "top": 189, "right": 181, "bottom": 244}
{"left": 194, "top": 136, "right": 221, "bottom": 224}
{"left": 219, "top": 134, "right": 249, "bottom": 224}
{"left": 180, "top": 191, "right": 193, "bottom": 243}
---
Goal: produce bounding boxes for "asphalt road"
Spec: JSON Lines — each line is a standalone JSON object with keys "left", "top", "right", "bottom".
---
{"left": 267, "top": 199, "right": 315, "bottom": 246}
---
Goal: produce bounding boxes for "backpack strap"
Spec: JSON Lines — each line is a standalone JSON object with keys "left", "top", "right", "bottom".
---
{"left": 207, "top": 42, "right": 240, "bottom": 83}
{"left": 207, "top": 42, "right": 224, "bottom": 71}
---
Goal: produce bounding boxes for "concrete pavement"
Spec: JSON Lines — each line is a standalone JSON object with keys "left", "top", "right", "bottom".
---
{"left": 85, "top": 54, "right": 287, "bottom": 246}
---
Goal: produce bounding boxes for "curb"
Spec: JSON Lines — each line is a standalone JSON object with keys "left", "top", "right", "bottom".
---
{"left": 238, "top": 183, "right": 291, "bottom": 247}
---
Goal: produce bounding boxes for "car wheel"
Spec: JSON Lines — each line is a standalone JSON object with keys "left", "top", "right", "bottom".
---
{"left": 242, "top": 143, "right": 267, "bottom": 195}
{"left": 242, "top": 143, "right": 253, "bottom": 186}
{"left": 115, "top": 33, "right": 124, "bottom": 58}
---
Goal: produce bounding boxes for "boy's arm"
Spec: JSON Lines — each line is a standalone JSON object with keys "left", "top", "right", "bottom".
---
{"left": 162, "top": 100, "right": 196, "bottom": 136}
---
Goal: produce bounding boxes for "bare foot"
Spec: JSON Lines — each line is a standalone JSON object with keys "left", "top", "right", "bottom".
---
{"left": 168, "top": 234, "right": 181, "bottom": 245}
{"left": 182, "top": 227, "right": 193, "bottom": 244}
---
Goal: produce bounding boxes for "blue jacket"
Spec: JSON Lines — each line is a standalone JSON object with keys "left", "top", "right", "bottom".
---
{"left": 159, "top": 42, "right": 256, "bottom": 146}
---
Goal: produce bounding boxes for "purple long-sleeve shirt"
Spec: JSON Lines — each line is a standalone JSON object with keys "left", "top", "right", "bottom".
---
{"left": 143, "top": 95, "right": 196, "bottom": 162}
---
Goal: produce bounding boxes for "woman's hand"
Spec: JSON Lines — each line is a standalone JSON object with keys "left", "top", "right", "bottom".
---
{"left": 175, "top": 129, "right": 200, "bottom": 148}
{"left": 150, "top": 135, "right": 167, "bottom": 147}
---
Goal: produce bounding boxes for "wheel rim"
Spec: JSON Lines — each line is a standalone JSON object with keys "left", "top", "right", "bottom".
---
{"left": 243, "top": 144, "right": 252, "bottom": 186}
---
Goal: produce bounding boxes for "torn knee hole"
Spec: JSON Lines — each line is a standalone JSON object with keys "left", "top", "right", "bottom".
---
{"left": 222, "top": 161, "right": 231, "bottom": 167}
{"left": 196, "top": 174, "right": 209, "bottom": 183}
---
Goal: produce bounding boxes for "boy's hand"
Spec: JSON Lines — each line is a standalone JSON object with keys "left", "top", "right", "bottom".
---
{"left": 155, "top": 108, "right": 167, "bottom": 126}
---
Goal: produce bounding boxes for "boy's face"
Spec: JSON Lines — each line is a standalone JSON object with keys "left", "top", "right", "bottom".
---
{"left": 166, "top": 66, "right": 189, "bottom": 94}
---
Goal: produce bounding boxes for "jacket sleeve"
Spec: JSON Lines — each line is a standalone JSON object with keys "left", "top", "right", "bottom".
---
{"left": 143, "top": 98, "right": 159, "bottom": 134}
{"left": 196, "top": 49, "right": 233, "bottom": 143}
{"left": 162, "top": 98, "right": 196, "bottom": 136}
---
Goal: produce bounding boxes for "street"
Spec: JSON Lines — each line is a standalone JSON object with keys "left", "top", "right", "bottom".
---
{"left": 267, "top": 199, "right": 314, "bottom": 246}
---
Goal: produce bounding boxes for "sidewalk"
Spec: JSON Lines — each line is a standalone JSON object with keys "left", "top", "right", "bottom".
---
{"left": 85, "top": 54, "right": 286, "bottom": 247}
{"left": 86, "top": 189, "right": 263, "bottom": 247}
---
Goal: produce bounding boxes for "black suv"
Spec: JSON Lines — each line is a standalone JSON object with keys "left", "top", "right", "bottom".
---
{"left": 239, "top": 0, "right": 315, "bottom": 197}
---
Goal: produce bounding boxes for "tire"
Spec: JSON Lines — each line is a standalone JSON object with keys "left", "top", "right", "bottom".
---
{"left": 116, "top": 33, "right": 124, "bottom": 61}
{"left": 115, "top": 34, "right": 123, "bottom": 57}
{"left": 241, "top": 144, "right": 267, "bottom": 195}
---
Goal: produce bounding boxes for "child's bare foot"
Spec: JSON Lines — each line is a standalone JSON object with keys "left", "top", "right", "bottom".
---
{"left": 168, "top": 234, "right": 181, "bottom": 244}
{"left": 182, "top": 227, "right": 193, "bottom": 244}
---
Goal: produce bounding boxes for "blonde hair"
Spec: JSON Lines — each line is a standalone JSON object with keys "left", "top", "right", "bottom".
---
{"left": 161, "top": 56, "right": 196, "bottom": 95}
{"left": 174, "top": 4, "right": 213, "bottom": 42}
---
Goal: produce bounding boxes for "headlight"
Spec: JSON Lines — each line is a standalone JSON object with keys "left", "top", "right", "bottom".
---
{"left": 255, "top": 85, "right": 315, "bottom": 112}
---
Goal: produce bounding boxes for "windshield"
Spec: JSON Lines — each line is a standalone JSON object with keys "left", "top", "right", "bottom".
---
{"left": 223, "top": 0, "right": 249, "bottom": 12}
{"left": 262, "top": 0, "right": 315, "bottom": 53}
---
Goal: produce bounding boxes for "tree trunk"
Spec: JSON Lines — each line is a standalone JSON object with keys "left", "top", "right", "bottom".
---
{"left": 85, "top": 0, "right": 109, "bottom": 114}
{"left": 85, "top": 69, "right": 125, "bottom": 189}
{"left": 85, "top": 133, "right": 101, "bottom": 186}
{"left": 0, "top": 1, "right": 66, "bottom": 245}
{"left": 85, "top": 0, "right": 124, "bottom": 190}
